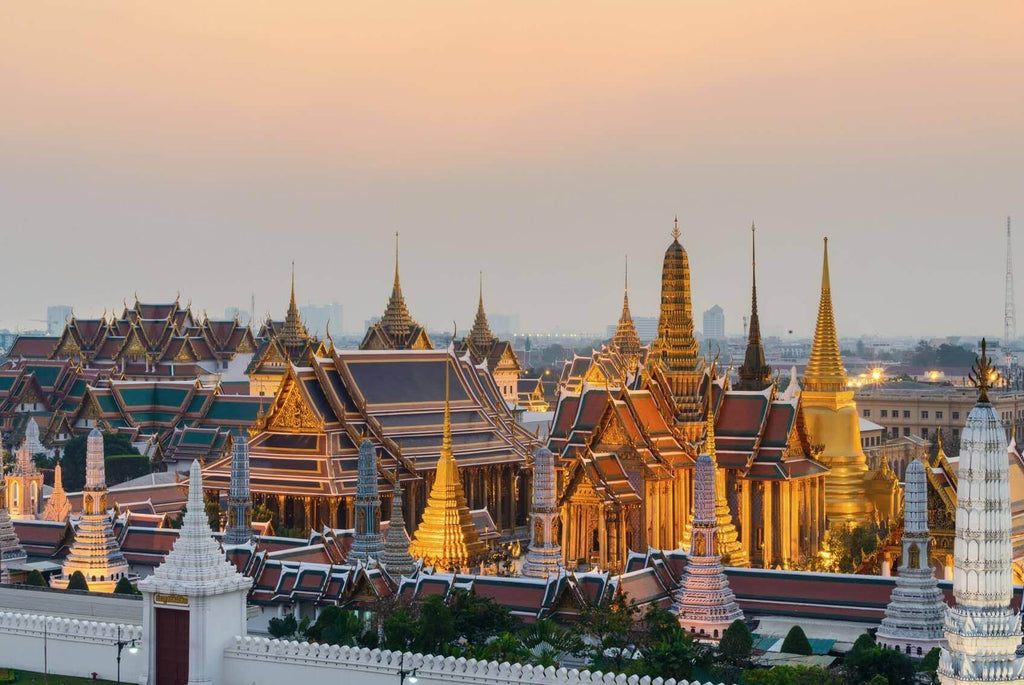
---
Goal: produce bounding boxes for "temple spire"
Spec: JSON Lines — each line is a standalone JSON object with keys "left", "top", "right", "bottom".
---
{"left": 407, "top": 357, "right": 486, "bottom": 571}
{"left": 41, "top": 459, "right": 71, "bottom": 522}
{"left": 0, "top": 435, "right": 28, "bottom": 582}
{"left": 804, "top": 237, "right": 846, "bottom": 392}
{"left": 281, "top": 262, "right": 310, "bottom": 355}
{"left": 522, "top": 445, "right": 563, "bottom": 577}
{"left": 351, "top": 438, "right": 384, "bottom": 561}
{"left": 224, "top": 433, "right": 253, "bottom": 546}
{"left": 381, "top": 468, "right": 415, "bottom": 577}
{"left": 611, "top": 255, "right": 642, "bottom": 366}
{"left": 469, "top": 271, "right": 495, "bottom": 352}
{"left": 737, "top": 223, "right": 771, "bottom": 391}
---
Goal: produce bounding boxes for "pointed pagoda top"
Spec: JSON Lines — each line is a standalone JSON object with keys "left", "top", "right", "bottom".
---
{"left": 281, "top": 262, "right": 310, "bottom": 352}
{"left": 704, "top": 404, "right": 717, "bottom": 459}
{"left": 468, "top": 271, "right": 496, "bottom": 352}
{"left": 969, "top": 338, "right": 995, "bottom": 404}
{"left": 380, "top": 232, "right": 416, "bottom": 340}
{"left": 803, "top": 237, "right": 846, "bottom": 392}
{"left": 611, "top": 255, "right": 642, "bottom": 365}
{"left": 381, "top": 467, "right": 415, "bottom": 577}
{"left": 672, "top": 215, "right": 681, "bottom": 241}
{"left": 138, "top": 460, "right": 251, "bottom": 596}
{"left": 737, "top": 223, "right": 771, "bottom": 391}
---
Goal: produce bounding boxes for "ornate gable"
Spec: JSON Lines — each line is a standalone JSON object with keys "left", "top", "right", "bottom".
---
{"left": 53, "top": 330, "right": 83, "bottom": 359}
{"left": 266, "top": 373, "right": 323, "bottom": 433}
{"left": 592, "top": 405, "right": 631, "bottom": 449}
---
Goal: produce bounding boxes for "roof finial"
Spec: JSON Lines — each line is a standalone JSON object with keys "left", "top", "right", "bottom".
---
{"left": 479, "top": 270, "right": 484, "bottom": 306}
{"left": 672, "top": 216, "right": 681, "bottom": 241}
{"left": 394, "top": 232, "right": 401, "bottom": 287}
{"left": 821, "top": 237, "right": 831, "bottom": 293}
{"left": 970, "top": 338, "right": 995, "bottom": 403}
{"left": 290, "top": 261, "right": 296, "bottom": 306}
{"left": 624, "top": 254, "right": 629, "bottom": 293}
{"left": 442, "top": 353, "right": 453, "bottom": 460}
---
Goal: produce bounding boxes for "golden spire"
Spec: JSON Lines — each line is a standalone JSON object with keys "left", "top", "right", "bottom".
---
{"left": 705, "top": 405, "right": 716, "bottom": 458}
{"left": 672, "top": 215, "right": 681, "bottom": 241}
{"left": 281, "top": 261, "right": 310, "bottom": 355}
{"left": 407, "top": 358, "right": 487, "bottom": 571}
{"left": 380, "top": 232, "right": 415, "bottom": 339}
{"left": 468, "top": 271, "right": 495, "bottom": 352}
{"left": 611, "top": 255, "right": 641, "bottom": 366}
{"left": 803, "top": 237, "right": 846, "bottom": 392}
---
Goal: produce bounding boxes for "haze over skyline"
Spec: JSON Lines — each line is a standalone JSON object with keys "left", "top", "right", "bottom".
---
{"left": 2, "top": 2, "right": 1023, "bottom": 338}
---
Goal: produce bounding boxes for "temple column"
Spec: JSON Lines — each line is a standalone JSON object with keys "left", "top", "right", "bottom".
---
{"left": 762, "top": 482, "right": 773, "bottom": 567}
{"left": 330, "top": 499, "right": 339, "bottom": 529}
{"left": 740, "top": 479, "right": 752, "bottom": 559}
{"left": 345, "top": 497, "right": 355, "bottom": 530}
{"left": 598, "top": 509, "right": 607, "bottom": 568}
{"left": 276, "top": 495, "right": 287, "bottom": 527}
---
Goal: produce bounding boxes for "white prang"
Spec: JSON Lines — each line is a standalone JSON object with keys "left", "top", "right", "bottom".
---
{"left": 939, "top": 400, "right": 1024, "bottom": 684}
{"left": 876, "top": 459, "right": 947, "bottom": 656}
{"left": 522, "top": 446, "right": 564, "bottom": 578}
{"left": 138, "top": 460, "right": 252, "bottom": 596}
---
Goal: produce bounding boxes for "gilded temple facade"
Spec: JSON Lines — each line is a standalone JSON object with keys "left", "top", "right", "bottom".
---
{"left": 360, "top": 236, "right": 433, "bottom": 351}
{"left": 551, "top": 223, "right": 830, "bottom": 572}
{"left": 202, "top": 347, "right": 537, "bottom": 539}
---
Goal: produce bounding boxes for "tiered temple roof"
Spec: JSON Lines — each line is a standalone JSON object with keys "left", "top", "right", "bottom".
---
{"left": 246, "top": 270, "right": 321, "bottom": 392}
{"left": 736, "top": 225, "right": 772, "bottom": 391}
{"left": 39, "top": 296, "right": 256, "bottom": 377}
{"left": 360, "top": 236, "right": 433, "bottom": 351}
{"left": 454, "top": 275, "right": 521, "bottom": 402}
{"left": 202, "top": 347, "right": 537, "bottom": 529}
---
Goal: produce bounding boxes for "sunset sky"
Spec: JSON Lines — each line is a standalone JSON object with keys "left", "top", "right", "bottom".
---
{"left": 2, "top": 2, "right": 1023, "bottom": 338}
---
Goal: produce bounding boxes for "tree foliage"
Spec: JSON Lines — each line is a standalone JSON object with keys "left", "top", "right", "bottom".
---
{"left": 24, "top": 570, "right": 47, "bottom": 587}
{"left": 745, "top": 665, "right": 839, "bottom": 685}
{"left": 305, "top": 605, "right": 368, "bottom": 647}
{"left": 844, "top": 632, "right": 916, "bottom": 684}
{"left": 780, "top": 625, "right": 813, "bottom": 655}
{"left": 823, "top": 523, "right": 885, "bottom": 573}
{"left": 113, "top": 576, "right": 138, "bottom": 595}
{"left": 67, "top": 571, "right": 89, "bottom": 592}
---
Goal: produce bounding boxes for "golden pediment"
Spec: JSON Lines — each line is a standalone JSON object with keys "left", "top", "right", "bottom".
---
{"left": 268, "top": 381, "right": 321, "bottom": 432}
{"left": 55, "top": 336, "right": 81, "bottom": 358}
{"left": 122, "top": 332, "right": 147, "bottom": 358}
{"left": 174, "top": 343, "right": 195, "bottom": 362}
{"left": 236, "top": 336, "right": 255, "bottom": 353}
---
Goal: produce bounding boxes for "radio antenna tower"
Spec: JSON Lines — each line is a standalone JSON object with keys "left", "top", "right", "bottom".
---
{"left": 1006, "top": 216, "right": 1016, "bottom": 347}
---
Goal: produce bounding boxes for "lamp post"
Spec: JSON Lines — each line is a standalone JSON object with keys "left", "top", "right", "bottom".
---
{"left": 397, "top": 652, "right": 418, "bottom": 684}
{"left": 115, "top": 624, "right": 138, "bottom": 684}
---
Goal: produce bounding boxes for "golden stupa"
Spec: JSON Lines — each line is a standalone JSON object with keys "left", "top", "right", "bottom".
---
{"left": 407, "top": 359, "right": 487, "bottom": 571}
{"left": 799, "top": 238, "right": 874, "bottom": 527}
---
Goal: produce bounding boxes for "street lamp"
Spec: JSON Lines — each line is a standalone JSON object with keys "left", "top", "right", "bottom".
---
{"left": 397, "top": 652, "right": 418, "bottom": 684}
{"left": 115, "top": 624, "right": 138, "bottom": 684}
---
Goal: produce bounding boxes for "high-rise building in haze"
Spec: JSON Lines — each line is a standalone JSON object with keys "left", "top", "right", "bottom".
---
{"left": 702, "top": 305, "right": 725, "bottom": 341}
{"left": 300, "top": 303, "right": 343, "bottom": 338}
{"left": 46, "top": 305, "right": 72, "bottom": 335}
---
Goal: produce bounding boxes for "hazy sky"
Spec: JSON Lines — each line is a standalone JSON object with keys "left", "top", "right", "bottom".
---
{"left": 2, "top": 2, "right": 1023, "bottom": 338}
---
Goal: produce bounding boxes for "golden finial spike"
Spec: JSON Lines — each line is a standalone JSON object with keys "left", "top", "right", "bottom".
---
{"left": 394, "top": 232, "right": 401, "bottom": 287}
{"left": 671, "top": 216, "right": 681, "bottom": 241}
{"left": 705, "top": 404, "right": 716, "bottom": 458}
{"left": 442, "top": 355, "right": 453, "bottom": 460}
{"left": 821, "top": 237, "right": 831, "bottom": 293}
{"left": 970, "top": 338, "right": 994, "bottom": 403}
{"left": 803, "top": 236, "right": 846, "bottom": 392}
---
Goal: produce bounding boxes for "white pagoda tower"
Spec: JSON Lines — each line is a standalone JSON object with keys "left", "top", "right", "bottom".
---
{"left": 51, "top": 429, "right": 130, "bottom": 592}
{"left": 522, "top": 446, "right": 564, "bottom": 578}
{"left": 139, "top": 460, "right": 252, "bottom": 685}
{"left": 673, "top": 418, "right": 744, "bottom": 640}
{"left": 939, "top": 341, "right": 1024, "bottom": 684}
{"left": 876, "top": 458, "right": 947, "bottom": 656}
{"left": 380, "top": 468, "right": 415, "bottom": 577}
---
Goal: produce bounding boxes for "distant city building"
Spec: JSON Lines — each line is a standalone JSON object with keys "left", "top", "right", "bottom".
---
{"left": 855, "top": 383, "right": 1024, "bottom": 444}
{"left": 488, "top": 313, "right": 519, "bottom": 337}
{"left": 702, "top": 305, "right": 725, "bottom": 340}
{"left": 299, "top": 302, "right": 343, "bottom": 338}
{"left": 633, "top": 316, "right": 658, "bottom": 343}
{"left": 46, "top": 305, "right": 73, "bottom": 336}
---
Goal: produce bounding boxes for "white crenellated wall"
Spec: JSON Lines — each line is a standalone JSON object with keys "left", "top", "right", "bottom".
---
{"left": 223, "top": 637, "right": 722, "bottom": 685}
{"left": 0, "top": 610, "right": 145, "bottom": 682}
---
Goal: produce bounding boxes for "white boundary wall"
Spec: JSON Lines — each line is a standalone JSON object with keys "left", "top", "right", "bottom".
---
{"left": 0, "top": 610, "right": 145, "bottom": 682}
{"left": 224, "top": 638, "right": 723, "bottom": 685}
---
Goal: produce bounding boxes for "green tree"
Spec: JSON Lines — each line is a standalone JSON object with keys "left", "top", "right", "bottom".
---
{"left": 744, "top": 665, "right": 839, "bottom": 685}
{"left": 580, "top": 592, "right": 641, "bottom": 673}
{"left": 252, "top": 503, "right": 275, "bottom": 526}
{"left": 780, "top": 625, "right": 813, "bottom": 655}
{"left": 910, "top": 340, "right": 938, "bottom": 366}
{"left": 936, "top": 343, "right": 976, "bottom": 367}
{"left": 23, "top": 570, "right": 47, "bottom": 587}
{"left": 519, "top": 618, "right": 584, "bottom": 659}
{"left": 717, "top": 619, "right": 753, "bottom": 667}
{"left": 382, "top": 606, "right": 418, "bottom": 651}
{"left": 411, "top": 594, "right": 455, "bottom": 655}
{"left": 66, "top": 571, "right": 89, "bottom": 592}
{"left": 844, "top": 632, "right": 915, "bottom": 684}
{"left": 205, "top": 495, "right": 222, "bottom": 531}
{"left": 824, "top": 523, "right": 885, "bottom": 573}
{"left": 268, "top": 614, "right": 298, "bottom": 639}
{"left": 305, "top": 605, "right": 364, "bottom": 646}
{"left": 919, "top": 647, "right": 940, "bottom": 684}
{"left": 633, "top": 632, "right": 700, "bottom": 681}
{"left": 480, "top": 632, "right": 531, "bottom": 664}
{"left": 113, "top": 576, "right": 137, "bottom": 595}
{"left": 868, "top": 676, "right": 889, "bottom": 685}
{"left": 449, "top": 590, "right": 518, "bottom": 644}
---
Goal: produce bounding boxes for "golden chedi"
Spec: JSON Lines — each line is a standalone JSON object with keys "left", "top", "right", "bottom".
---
{"left": 800, "top": 238, "right": 873, "bottom": 527}
{"left": 407, "top": 361, "right": 487, "bottom": 571}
